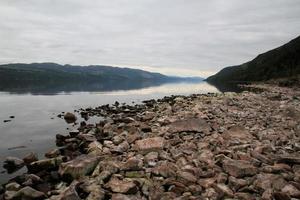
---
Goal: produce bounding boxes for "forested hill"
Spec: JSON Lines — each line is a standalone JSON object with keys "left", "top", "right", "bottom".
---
{"left": 206, "top": 36, "right": 300, "bottom": 83}
{"left": 0, "top": 63, "right": 202, "bottom": 83}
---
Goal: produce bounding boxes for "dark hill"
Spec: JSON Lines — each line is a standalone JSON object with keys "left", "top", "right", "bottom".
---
{"left": 206, "top": 36, "right": 300, "bottom": 84}
{"left": 0, "top": 63, "right": 203, "bottom": 94}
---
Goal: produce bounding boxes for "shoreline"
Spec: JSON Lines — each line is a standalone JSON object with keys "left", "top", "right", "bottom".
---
{"left": 1, "top": 83, "right": 300, "bottom": 199}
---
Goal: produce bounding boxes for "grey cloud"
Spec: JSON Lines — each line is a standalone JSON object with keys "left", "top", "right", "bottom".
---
{"left": 0, "top": 0, "right": 299, "bottom": 77}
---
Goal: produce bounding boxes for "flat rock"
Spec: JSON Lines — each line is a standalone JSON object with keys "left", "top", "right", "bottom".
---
{"left": 106, "top": 177, "right": 138, "bottom": 194}
{"left": 222, "top": 125, "right": 253, "bottom": 143}
{"left": 168, "top": 118, "right": 211, "bottom": 133}
{"left": 223, "top": 159, "right": 258, "bottom": 178}
{"left": 135, "top": 137, "right": 164, "bottom": 153}
{"left": 59, "top": 155, "right": 100, "bottom": 180}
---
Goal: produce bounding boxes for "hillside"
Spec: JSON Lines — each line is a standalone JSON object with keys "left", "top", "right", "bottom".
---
{"left": 206, "top": 36, "right": 300, "bottom": 84}
{"left": 0, "top": 63, "right": 203, "bottom": 94}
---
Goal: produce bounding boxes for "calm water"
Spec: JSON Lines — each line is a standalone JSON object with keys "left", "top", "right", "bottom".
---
{"left": 0, "top": 81, "right": 220, "bottom": 183}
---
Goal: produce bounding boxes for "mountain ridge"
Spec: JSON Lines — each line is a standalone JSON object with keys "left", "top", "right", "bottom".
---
{"left": 206, "top": 36, "right": 300, "bottom": 84}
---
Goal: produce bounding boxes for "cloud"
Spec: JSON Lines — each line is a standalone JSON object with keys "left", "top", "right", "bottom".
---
{"left": 0, "top": 0, "right": 299, "bottom": 77}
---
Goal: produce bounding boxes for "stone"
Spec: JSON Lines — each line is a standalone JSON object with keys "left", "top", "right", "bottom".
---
{"left": 23, "top": 152, "right": 38, "bottom": 164}
{"left": 135, "top": 137, "right": 164, "bottom": 153}
{"left": 6, "top": 186, "right": 45, "bottom": 200}
{"left": 281, "top": 184, "right": 300, "bottom": 198}
{"left": 50, "top": 181, "right": 81, "bottom": 200}
{"left": 277, "top": 156, "right": 300, "bottom": 165}
{"left": 273, "top": 192, "right": 291, "bottom": 200}
{"left": 45, "top": 148, "right": 61, "bottom": 158}
{"left": 177, "top": 171, "right": 197, "bottom": 183}
{"left": 168, "top": 118, "right": 211, "bottom": 133}
{"left": 214, "top": 183, "right": 234, "bottom": 197}
{"left": 253, "top": 173, "right": 287, "bottom": 192}
{"left": 5, "top": 182, "right": 21, "bottom": 191}
{"left": 64, "top": 112, "right": 77, "bottom": 123}
{"left": 3, "top": 157, "right": 25, "bottom": 173}
{"left": 121, "top": 157, "right": 143, "bottom": 171}
{"left": 106, "top": 177, "right": 138, "bottom": 194}
{"left": 59, "top": 155, "right": 100, "bottom": 180}
{"left": 228, "top": 176, "right": 248, "bottom": 191}
{"left": 222, "top": 125, "right": 253, "bottom": 143}
{"left": 223, "top": 159, "right": 258, "bottom": 178}
{"left": 29, "top": 156, "right": 64, "bottom": 172}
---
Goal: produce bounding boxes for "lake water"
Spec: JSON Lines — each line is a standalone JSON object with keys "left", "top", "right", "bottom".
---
{"left": 0, "top": 81, "right": 220, "bottom": 183}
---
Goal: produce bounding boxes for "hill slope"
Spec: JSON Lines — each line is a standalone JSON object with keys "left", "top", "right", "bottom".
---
{"left": 0, "top": 63, "right": 203, "bottom": 94}
{"left": 206, "top": 36, "right": 300, "bottom": 83}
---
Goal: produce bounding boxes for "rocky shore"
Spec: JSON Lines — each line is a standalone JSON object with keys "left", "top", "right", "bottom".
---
{"left": 1, "top": 84, "right": 300, "bottom": 200}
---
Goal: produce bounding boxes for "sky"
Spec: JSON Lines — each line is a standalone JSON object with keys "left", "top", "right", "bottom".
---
{"left": 0, "top": 0, "right": 299, "bottom": 77}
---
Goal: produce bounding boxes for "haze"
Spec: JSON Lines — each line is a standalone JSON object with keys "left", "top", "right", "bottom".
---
{"left": 0, "top": 0, "right": 299, "bottom": 77}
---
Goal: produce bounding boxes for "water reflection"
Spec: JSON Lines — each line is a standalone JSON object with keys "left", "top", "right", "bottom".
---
{"left": 0, "top": 81, "right": 220, "bottom": 183}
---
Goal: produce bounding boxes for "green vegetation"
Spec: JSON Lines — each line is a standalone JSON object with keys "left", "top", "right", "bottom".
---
{"left": 206, "top": 36, "right": 300, "bottom": 83}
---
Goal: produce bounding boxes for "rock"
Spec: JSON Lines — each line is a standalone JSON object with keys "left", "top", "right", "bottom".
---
{"left": 273, "top": 192, "right": 291, "bottom": 200}
{"left": 50, "top": 181, "right": 81, "bottom": 200}
{"left": 151, "top": 162, "right": 177, "bottom": 178}
{"left": 106, "top": 177, "right": 138, "bottom": 194}
{"left": 6, "top": 186, "right": 45, "bottom": 200}
{"left": 59, "top": 155, "right": 100, "bottom": 180}
{"left": 214, "top": 183, "right": 234, "bottom": 197}
{"left": 177, "top": 171, "right": 197, "bottom": 184}
{"left": 277, "top": 156, "right": 300, "bottom": 164}
{"left": 168, "top": 118, "right": 211, "bottom": 133}
{"left": 223, "top": 159, "right": 258, "bottom": 178}
{"left": 222, "top": 125, "right": 253, "bottom": 143}
{"left": 228, "top": 176, "right": 248, "bottom": 191}
{"left": 135, "top": 137, "right": 164, "bottom": 153}
{"left": 29, "top": 156, "right": 64, "bottom": 172}
{"left": 281, "top": 184, "right": 300, "bottom": 198}
{"left": 113, "top": 141, "right": 130, "bottom": 154}
{"left": 3, "top": 157, "right": 25, "bottom": 173}
{"left": 45, "top": 148, "right": 61, "bottom": 158}
{"left": 23, "top": 152, "right": 38, "bottom": 164}
{"left": 5, "top": 182, "right": 21, "bottom": 191}
{"left": 64, "top": 112, "right": 77, "bottom": 123}
{"left": 253, "top": 173, "right": 287, "bottom": 192}
{"left": 121, "top": 157, "right": 143, "bottom": 171}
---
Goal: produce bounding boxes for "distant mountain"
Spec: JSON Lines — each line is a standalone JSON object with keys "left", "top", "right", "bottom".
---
{"left": 206, "top": 36, "right": 300, "bottom": 84}
{"left": 0, "top": 63, "right": 203, "bottom": 94}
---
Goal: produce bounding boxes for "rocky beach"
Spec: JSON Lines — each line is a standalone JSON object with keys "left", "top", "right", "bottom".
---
{"left": 1, "top": 83, "right": 300, "bottom": 200}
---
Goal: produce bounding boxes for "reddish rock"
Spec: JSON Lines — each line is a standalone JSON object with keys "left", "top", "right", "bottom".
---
{"left": 223, "top": 159, "right": 258, "bottom": 178}
{"left": 135, "top": 137, "right": 164, "bottom": 153}
{"left": 106, "top": 177, "right": 138, "bottom": 194}
{"left": 168, "top": 118, "right": 211, "bottom": 133}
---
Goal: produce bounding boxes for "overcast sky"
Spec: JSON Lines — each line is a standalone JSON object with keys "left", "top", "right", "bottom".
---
{"left": 0, "top": 0, "right": 299, "bottom": 77}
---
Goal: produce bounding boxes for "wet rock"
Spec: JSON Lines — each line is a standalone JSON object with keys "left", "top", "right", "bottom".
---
{"left": 23, "top": 152, "right": 38, "bottom": 165}
{"left": 59, "top": 155, "right": 100, "bottom": 180}
{"left": 105, "top": 177, "right": 138, "bottom": 194}
{"left": 168, "top": 118, "right": 211, "bottom": 133}
{"left": 64, "top": 112, "right": 77, "bottom": 123}
{"left": 3, "top": 157, "right": 25, "bottom": 173}
{"left": 45, "top": 148, "right": 61, "bottom": 158}
{"left": 29, "top": 156, "right": 64, "bottom": 172}
{"left": 223, "top": 159, "right": 258, "bottom": 178}
{"left": 135, "top": 137, "right": 164, "bottom": 153}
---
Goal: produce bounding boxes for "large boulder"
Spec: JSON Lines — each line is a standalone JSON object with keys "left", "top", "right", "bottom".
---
{"left": 59, "top": 155, "right": 100, "bottom": 180}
